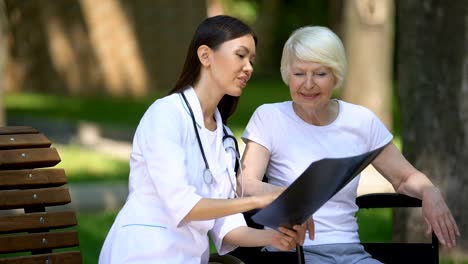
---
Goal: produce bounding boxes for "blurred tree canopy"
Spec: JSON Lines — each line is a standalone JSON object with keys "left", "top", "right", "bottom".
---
{"left": 2, "top": 0, "right": 338, "bottom": 97}
{"left": 219, "top": 0, "right": 333, "bottom": 78}
{"left": 3, "top": 0, "right": 205, "bottom": 97}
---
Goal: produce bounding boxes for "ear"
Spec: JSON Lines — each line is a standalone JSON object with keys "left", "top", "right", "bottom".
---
{"left": 197, "top": 45, "right": 212, "bottom": 66}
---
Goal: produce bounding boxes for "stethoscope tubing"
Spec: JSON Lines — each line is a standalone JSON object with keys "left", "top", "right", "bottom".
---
{"left": 181, "top": 92, "right": 211, "bottom": 174}
{"left": 180, "top": 92, "right": 241, "bottom": 189}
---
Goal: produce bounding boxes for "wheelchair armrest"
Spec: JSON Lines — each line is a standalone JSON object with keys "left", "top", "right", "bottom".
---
{"left": 357, "top": 193, "right": 439, "bottom": 264}
{"left": 356, "top": 193, "right": 422, "bottom": 209}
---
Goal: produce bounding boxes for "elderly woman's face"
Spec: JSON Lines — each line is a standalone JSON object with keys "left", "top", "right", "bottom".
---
{"left": 288, "top": 59, "right": 336, "bottom": 111}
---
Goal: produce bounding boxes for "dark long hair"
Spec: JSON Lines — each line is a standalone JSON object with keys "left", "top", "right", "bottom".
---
{"left": 168, "top": 15, "right": 257, "bottom": 124}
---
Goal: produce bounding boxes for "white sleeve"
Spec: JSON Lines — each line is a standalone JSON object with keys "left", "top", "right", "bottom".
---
{"left": 210, "top": 213, "right": 246, "bottom": 255}
{"left": 366, "top": 109, "right": 393, "bottom": 150}
{"left": 137, "top": 101, "right": 202, "bottom": 228}
{"left": 242, "top": 105, "right": 274, "bottom": 152}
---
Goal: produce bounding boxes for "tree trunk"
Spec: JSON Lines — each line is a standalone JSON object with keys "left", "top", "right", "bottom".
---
{"left": 253, "top": 0, "right": 281, "bottom": 78}
{"left": 4, "top": 0, "right": 206, "bottom": 97}
{"left": 0, "top": 0, "right": 7, "bottom": 126}
{"left": 342, "top": 0, "right": 394, "bottom": 129}
{"left": 396, "top": 0, "right": 467, "bottom": 257}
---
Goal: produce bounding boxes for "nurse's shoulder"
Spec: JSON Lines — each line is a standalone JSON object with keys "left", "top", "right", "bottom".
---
{"left": 140, "top": 93, "right": 185, "bottom": 125}
{"left": 133, "top": 93, "right": 187, "bottom": 142}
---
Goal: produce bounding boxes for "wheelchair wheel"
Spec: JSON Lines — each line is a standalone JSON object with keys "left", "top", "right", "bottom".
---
{"left": 208, "top": 253, "right": 245, "bottom": 264}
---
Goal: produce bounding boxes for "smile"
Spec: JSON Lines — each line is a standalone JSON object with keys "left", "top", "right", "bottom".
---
{"left": 300, "top": 92, "right": 320, "bottom": 99}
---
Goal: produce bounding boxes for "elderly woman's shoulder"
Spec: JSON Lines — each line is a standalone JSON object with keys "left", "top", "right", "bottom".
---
{"left": 255, "top": 101, "right": 291, "bottom": 113}
{"left": 339, "top": 100, "right": 377, "bottom": 117}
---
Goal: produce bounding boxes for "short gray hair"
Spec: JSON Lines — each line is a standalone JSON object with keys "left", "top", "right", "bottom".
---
{"left": 280, "top": 26, "right": 347, "bottom": 89}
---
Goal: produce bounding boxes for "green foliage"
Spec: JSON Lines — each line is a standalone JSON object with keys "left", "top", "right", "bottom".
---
{"left": 229, "top": 78, "right": 290, "bottom": 131}
{"left": 222, "top": 0, "right": 258, "bottom": 24}
{"left": 356, "top": 208, "right": 393, "bottom": 242}
{"left": 5, "top": 91, "right": 157, "bottom": 128}
{"left": 77, "top": 211, "right": 118, "bottom": 264}
{"left": 56, "top": 144, "right": 129, "bottom": 183}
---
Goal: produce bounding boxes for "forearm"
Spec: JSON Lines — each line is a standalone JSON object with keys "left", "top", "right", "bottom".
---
{"left": 223, "top": 226, "right": 275, "bottom": 247}
{"left": 242, "top": 177, "right": 286, "bottom": 196}
{"left": 374, "top": 143, "right": 437, "bottom": 199}
{"left": 183, "top": 196, "right": 262, "bottom": 222}
{"left": 394, "top": 170, "right": 435, "bottom": 200}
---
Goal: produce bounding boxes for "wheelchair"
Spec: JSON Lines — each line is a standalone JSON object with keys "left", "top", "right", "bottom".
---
{"left": 209, "top": 193, "right": 439, "bottom": 264}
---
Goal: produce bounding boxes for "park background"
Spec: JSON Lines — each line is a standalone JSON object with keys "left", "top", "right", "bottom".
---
{"left": 0, "top": 0, "right": 466, "bottom": 263}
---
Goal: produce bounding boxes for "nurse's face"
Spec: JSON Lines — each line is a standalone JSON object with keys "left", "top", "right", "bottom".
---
{"left": 210, "top": 35, "right": 256, "bottom": 97}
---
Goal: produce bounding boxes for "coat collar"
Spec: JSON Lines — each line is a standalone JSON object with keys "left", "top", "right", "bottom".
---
{"left": 180, "top": 87, "right": 227, "bottom": 181}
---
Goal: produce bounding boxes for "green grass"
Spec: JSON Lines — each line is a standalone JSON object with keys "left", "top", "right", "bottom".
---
{"left": 5, "top": 91, "right": 157, "bottom": 129}
{"left": 77, "top": 211, "right": 118, "bottom": 264}
{"left": 55, "top": 144, "right": 129, "bottom": 183}
{"left": 356, "top": 208, "right": 393, "bottom": 242}
{"left": 5, "top": 79, "right": 289, "bottom": 132}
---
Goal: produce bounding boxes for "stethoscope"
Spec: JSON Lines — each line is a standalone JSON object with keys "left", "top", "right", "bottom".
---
{"left": 181, "top": 92, "right": 244, "bottom": 198}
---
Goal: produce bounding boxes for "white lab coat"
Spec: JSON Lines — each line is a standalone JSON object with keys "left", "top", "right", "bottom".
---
{"left": 99, "top": 87, "right": 246, "bottom": 264}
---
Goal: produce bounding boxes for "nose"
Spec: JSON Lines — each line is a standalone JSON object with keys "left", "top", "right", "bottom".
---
{"left": 305, "top": 74, "right": 315, "bottom": 89}
{"left": 243, "top": 61, "right": 253, "bottom": 75}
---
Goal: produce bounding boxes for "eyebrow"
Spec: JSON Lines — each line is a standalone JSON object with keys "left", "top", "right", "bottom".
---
{"left": 291, "top": 64, "right": 329, "bottom": 71}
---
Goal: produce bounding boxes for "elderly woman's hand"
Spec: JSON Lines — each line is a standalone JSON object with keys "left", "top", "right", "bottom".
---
{"left": 422, "top": 187, "right": 460, "bottom": 248}
{"left": 305, "top": 216, "right": 315, "bottom": 240}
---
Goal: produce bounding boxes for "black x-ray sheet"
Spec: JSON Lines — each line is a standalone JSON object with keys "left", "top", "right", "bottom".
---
{"left": 251, "top": 146, "right": 385, "bottom": 230}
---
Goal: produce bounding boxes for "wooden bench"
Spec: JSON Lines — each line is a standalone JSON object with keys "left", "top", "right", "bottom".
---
{"left": 0, "top": 126, "right": 82, "bottom": 263}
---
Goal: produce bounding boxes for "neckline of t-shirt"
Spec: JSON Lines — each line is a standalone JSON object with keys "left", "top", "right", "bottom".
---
{"left": 204, "top": 127, "right": 217, "bottom": 136}
{"left": 288, "top": 99, "right": 342, "bottom": 129}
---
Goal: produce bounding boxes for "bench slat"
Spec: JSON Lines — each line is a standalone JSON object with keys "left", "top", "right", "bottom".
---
{"left": 0, "top": 134, "right": 51, "bottom": 150}
{"left": 0, "top": 148, "right": 60, "bottom": 169}
{"left": 0, "top": 169, "right": 67, "bottom": 190}
{"left": 0, "top": 127, "right": 81, "bottom": 262}
{"left": 0, "top": 187, "right": 71, "bottom": 210}
{"left": 0, "top": 251, "right": 82, "bottom": 264}
{"left": 0, "top": 231, "right": 79, "bottom": 253}
{"left": 0, "top": 127, "right": 38, "bottom": 135}
{"left": 0, "top": 211, "right": 77, "bottom": 233}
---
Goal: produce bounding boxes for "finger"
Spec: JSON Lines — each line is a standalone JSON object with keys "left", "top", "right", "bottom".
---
{"left": 424, "top": 218, "right": 433, "bottom": 237}
{"left": 439, "top": 216, "right": 453, "bottom": 248}
{"left": 293, "top": 225, "right": 306, "bottom": 245}
{"left": 274, "top": 234, "right": 289, "bottom": 251}
{"left": 431, "top": 218, "right": 446, "bottom": 246}
{"left": 281, "top": 237, "right": 294, "bottom": 251}
{"left": 307, "top": 218, "right": 315, "bottom": 240}
{"left": 448, "top": 213, "right": 461, "bottom": 237}
{"left": 443, "top": 213, "right": 458, "bottom": 248}
{"left": 278, "top": 226, "right": 294, "bottom": 237}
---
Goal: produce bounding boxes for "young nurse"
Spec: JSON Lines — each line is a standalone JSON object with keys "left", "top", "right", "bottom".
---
{"left": 99, "top": 15, "right": 305, "bottom": 264}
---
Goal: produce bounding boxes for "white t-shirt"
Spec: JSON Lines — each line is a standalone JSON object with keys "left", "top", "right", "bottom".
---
{"left": 242, "top": 100, "right": 392, "bottom": 246}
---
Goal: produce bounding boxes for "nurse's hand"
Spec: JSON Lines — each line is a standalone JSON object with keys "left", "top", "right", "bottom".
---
{"left": 271, "top": 225, "right": 306, "bottom": 251}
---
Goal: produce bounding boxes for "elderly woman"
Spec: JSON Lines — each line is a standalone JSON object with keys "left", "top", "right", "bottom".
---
{"left": 239, "top": 26, "right": 460, "bottom": 263}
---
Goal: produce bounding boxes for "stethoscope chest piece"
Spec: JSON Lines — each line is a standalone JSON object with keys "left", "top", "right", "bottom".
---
{"left": 203, "top": 169, "right": 213, "bottom": 185}
{"left": 181, "top": 91, "right": 240, "bottom": 191}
